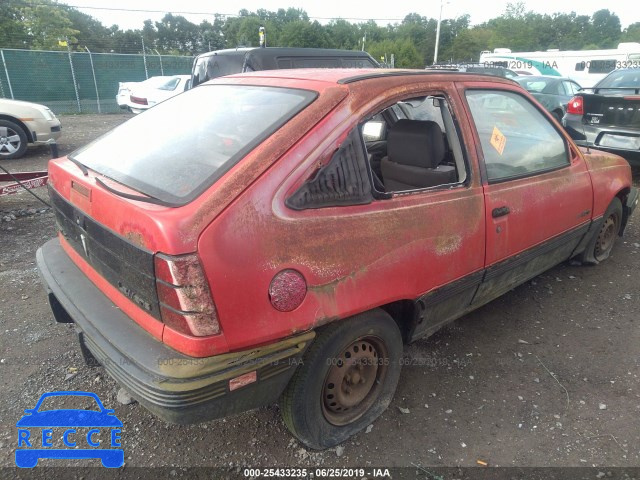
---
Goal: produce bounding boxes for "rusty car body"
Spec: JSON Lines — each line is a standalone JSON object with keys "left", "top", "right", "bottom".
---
{"left": 36, "top": 69, "right": 638, "bottom": 449}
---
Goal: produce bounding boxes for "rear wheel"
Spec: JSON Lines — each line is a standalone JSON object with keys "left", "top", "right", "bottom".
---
{"left": 0, "top": 119, "right": 28, "bottom": 159}
{"left": 280, "top": 309, "right": 403, "bottom": 449}
{"left": 579, "top": 197, "right": 622, "bottom": 264}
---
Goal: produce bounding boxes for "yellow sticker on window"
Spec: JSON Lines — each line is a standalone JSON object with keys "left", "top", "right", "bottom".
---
{"left": 490, "top": 126, "right": 507, "bottom": 155}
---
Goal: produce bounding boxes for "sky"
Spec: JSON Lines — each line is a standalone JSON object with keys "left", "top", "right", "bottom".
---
{"left": 63, "top": 0, "right": 638, "bottom": 30}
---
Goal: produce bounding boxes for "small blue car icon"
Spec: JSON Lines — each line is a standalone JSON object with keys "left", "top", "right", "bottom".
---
{"left": 15, "top": 391, "right": 123, "bottom": 468}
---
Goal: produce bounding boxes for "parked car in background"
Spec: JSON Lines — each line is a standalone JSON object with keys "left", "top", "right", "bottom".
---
{"left": 116, "top": 76, "right": 191, "bottom": 113}
{"left": 515, "top": 75, "right": 582, "bottom": 121}
{"left": 127, "top": 75, "right": 191, "bottom": 114}
{"left": 116, "top": 81, "right": 138, "bottom": 110}
{"left": 426, "top": 63, "right": 519, "bottom": 79}
{"left": 563, "top": 68, "right": 640, "bottom": 165}
{"left": 38, "top": 69, "right": 637, "bottom": 450}
{"left": 191, "top": 47, "right": 380, "bottom": 88}
{"left": 0, "top": 99, "right": 61, "bottom": 159}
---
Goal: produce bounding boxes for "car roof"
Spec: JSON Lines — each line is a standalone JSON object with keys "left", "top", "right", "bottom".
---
{"left": 212, "top": 67, "right": 518, "bottom": 87}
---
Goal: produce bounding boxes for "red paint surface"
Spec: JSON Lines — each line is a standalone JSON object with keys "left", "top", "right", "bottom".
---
{"left": 47, "top": 69, "right": 633, "bottom": 358}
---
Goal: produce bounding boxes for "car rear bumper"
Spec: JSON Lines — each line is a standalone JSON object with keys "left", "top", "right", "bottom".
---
{"left": 36, "top": 237, "right": 314, "bottom": 424}
{"left": 564, "top": 114, "right": 640, "bottom": 166}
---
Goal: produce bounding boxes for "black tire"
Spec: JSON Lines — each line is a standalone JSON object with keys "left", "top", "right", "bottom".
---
{"left": 0, "top": 119, "right": 28, "bottom": 159}
{"left": 579, "top": 197, "right": 622, "bottom": 265}
{"left": 280, "top": 309, "right": 403, "bottom": 449}
{"left": 552, "top": 110, "right": 562, "bottom": 123}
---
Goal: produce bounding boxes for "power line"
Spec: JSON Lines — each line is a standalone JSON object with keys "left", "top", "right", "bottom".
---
{"left": 7, "top": 0, "right": 408, "bottom": 23}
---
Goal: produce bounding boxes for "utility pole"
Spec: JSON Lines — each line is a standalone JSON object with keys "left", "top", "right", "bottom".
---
{"left": 434, "top": 0, "right": 446, "bottom": 64}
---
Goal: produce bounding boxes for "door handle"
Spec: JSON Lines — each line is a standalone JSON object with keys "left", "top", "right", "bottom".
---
{"left": 492, "top": 206, "right": 510, "bottom": 218}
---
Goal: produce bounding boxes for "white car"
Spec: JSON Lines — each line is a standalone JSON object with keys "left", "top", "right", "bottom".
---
{"left": 116, "top": 81, "right": 140, "bottom": 110}
{"left": 122, "top": 75, "right": 191, "bottom": 114}
{"left": 116, "top": 76, "right": 187, "bottom": 110}
{"left": 0, "top": 99, "right": 62, "bottom": 159}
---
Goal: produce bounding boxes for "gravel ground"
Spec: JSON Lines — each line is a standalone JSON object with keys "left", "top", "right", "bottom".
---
{"left": 0, "top": 114, "right": 639, "bottom": 475}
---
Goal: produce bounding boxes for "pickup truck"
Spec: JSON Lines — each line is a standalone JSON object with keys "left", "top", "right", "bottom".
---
{"left": 36, "top": 69, "right": 637, "bottom": 449}
{"left": 563, "top": 68, "right": 640, "bottom": 165}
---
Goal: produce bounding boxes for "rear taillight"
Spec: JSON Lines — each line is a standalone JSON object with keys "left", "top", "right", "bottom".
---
{"left": 154, "top": 253, "right": 220, "bottom": 336}
{"left": 567, "top": 96, "right": 584, "bottom": 115}
{"left": 130, "top": 95, "right": 148, "bottom": 105}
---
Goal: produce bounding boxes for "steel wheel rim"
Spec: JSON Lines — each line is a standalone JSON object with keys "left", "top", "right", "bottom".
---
{"left": 0, "top": 126, "right": 21, "bottom": 156}
{"left": 321, "top": 336, "right": 389, "bottom": 426}
{"left": 594, "top": 213, "right": 619, "bottom": 261}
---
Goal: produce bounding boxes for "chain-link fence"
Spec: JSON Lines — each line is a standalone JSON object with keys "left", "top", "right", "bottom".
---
{"left": 0, "top": 48, "right": 194, "bottom": 114}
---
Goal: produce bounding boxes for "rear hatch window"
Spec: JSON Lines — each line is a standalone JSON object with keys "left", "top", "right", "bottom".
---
{"left": 72, "top": 85, "right": 316, "bottom": 206}
{"left": 595, "top": 69, "right": 640, "bottom": 93}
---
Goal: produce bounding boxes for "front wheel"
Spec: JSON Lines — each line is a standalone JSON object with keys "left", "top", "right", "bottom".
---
{"left": 280, "top": 309, "right": 403, "bottom": 449}
{"left": 579, "top": 197, "right": 622, "bottom": 264}
{"left": 0, "top": 119, "right": 28, "bottom": 159}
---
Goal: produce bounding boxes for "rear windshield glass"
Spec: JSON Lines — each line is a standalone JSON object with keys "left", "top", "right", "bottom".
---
{"left": 72, "top": 85, "right": 316, "bottom": 205}
{"left": 597, "top": 69, "right": 640, "bottom": 89}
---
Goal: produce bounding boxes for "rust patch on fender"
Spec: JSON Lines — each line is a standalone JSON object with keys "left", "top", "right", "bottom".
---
{"left": 122, "top": 230, "right": 147, "bottom": 249}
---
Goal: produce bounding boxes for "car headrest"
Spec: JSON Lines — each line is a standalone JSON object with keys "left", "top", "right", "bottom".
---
{"left": 388, "top": 119, "right": 445, "bottom": 169}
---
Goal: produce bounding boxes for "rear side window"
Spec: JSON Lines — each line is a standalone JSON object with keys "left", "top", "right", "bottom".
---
{"left": 465, "top": 90, "right": 568, "bottom": 182}
{"left": 192, "top": 54, "right": 246, "bottom": 87}
{"left": 276, "top": 57, "right": 378, "bottom": 69}
{"left": 72, "top": 85, "right": 316, "bottom": 205}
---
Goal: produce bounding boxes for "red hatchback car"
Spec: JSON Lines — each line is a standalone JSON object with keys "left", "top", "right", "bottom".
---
{"left": 37, "top": 69, "right": 638, "bottom": 449}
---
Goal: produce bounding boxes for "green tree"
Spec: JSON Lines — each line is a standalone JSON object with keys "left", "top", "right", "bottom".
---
{"left": 154, "top": 14, "right": 201, "bottom": 54}
{"left": 621, "top": 23, "right": 640, "bottom": 43}
{"left": 110, "top": 29, "right": 144, "bottom": 54}
{"left": 326, "top": 20, "right": 360, "bottom": 50}
{"left": 66, "top": 9, "right": 115, "bottom": 52}
{"left": 368, "top": 39, "right": 422, "bottom": 68}
{"left": 280, "top": 21, "right": 332, "bottom": 48}
{"left": 20, "top": 1, "right": 79, "bottom": 50}
{"left": 448, "top": 28, "right": 492, "bottom": 62}
{"left": 198, "top": 17, "right": 225, "bottom": 53}
{"left": 0, "top": 3, "right": 29, "bottom": 48}
{"left": 590, "top": 10, "right": 621, "bottom": 48}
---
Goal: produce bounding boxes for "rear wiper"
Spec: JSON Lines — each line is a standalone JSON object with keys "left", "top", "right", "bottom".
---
{"left": 95, "top": 177, "right": 174, "bottom": 207}
{"left": 68, "top": 156, "right": 89, "bottom": 176}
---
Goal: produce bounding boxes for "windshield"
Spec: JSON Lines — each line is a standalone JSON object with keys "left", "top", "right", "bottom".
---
{"left": 72, "top": 85, "right": 316, "bottom": 205}
{"left": 157, "top": 77, "right": 181, "bottom": 91}
{"left": 597, "top": 69, "right": 640, "bottom": 89}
